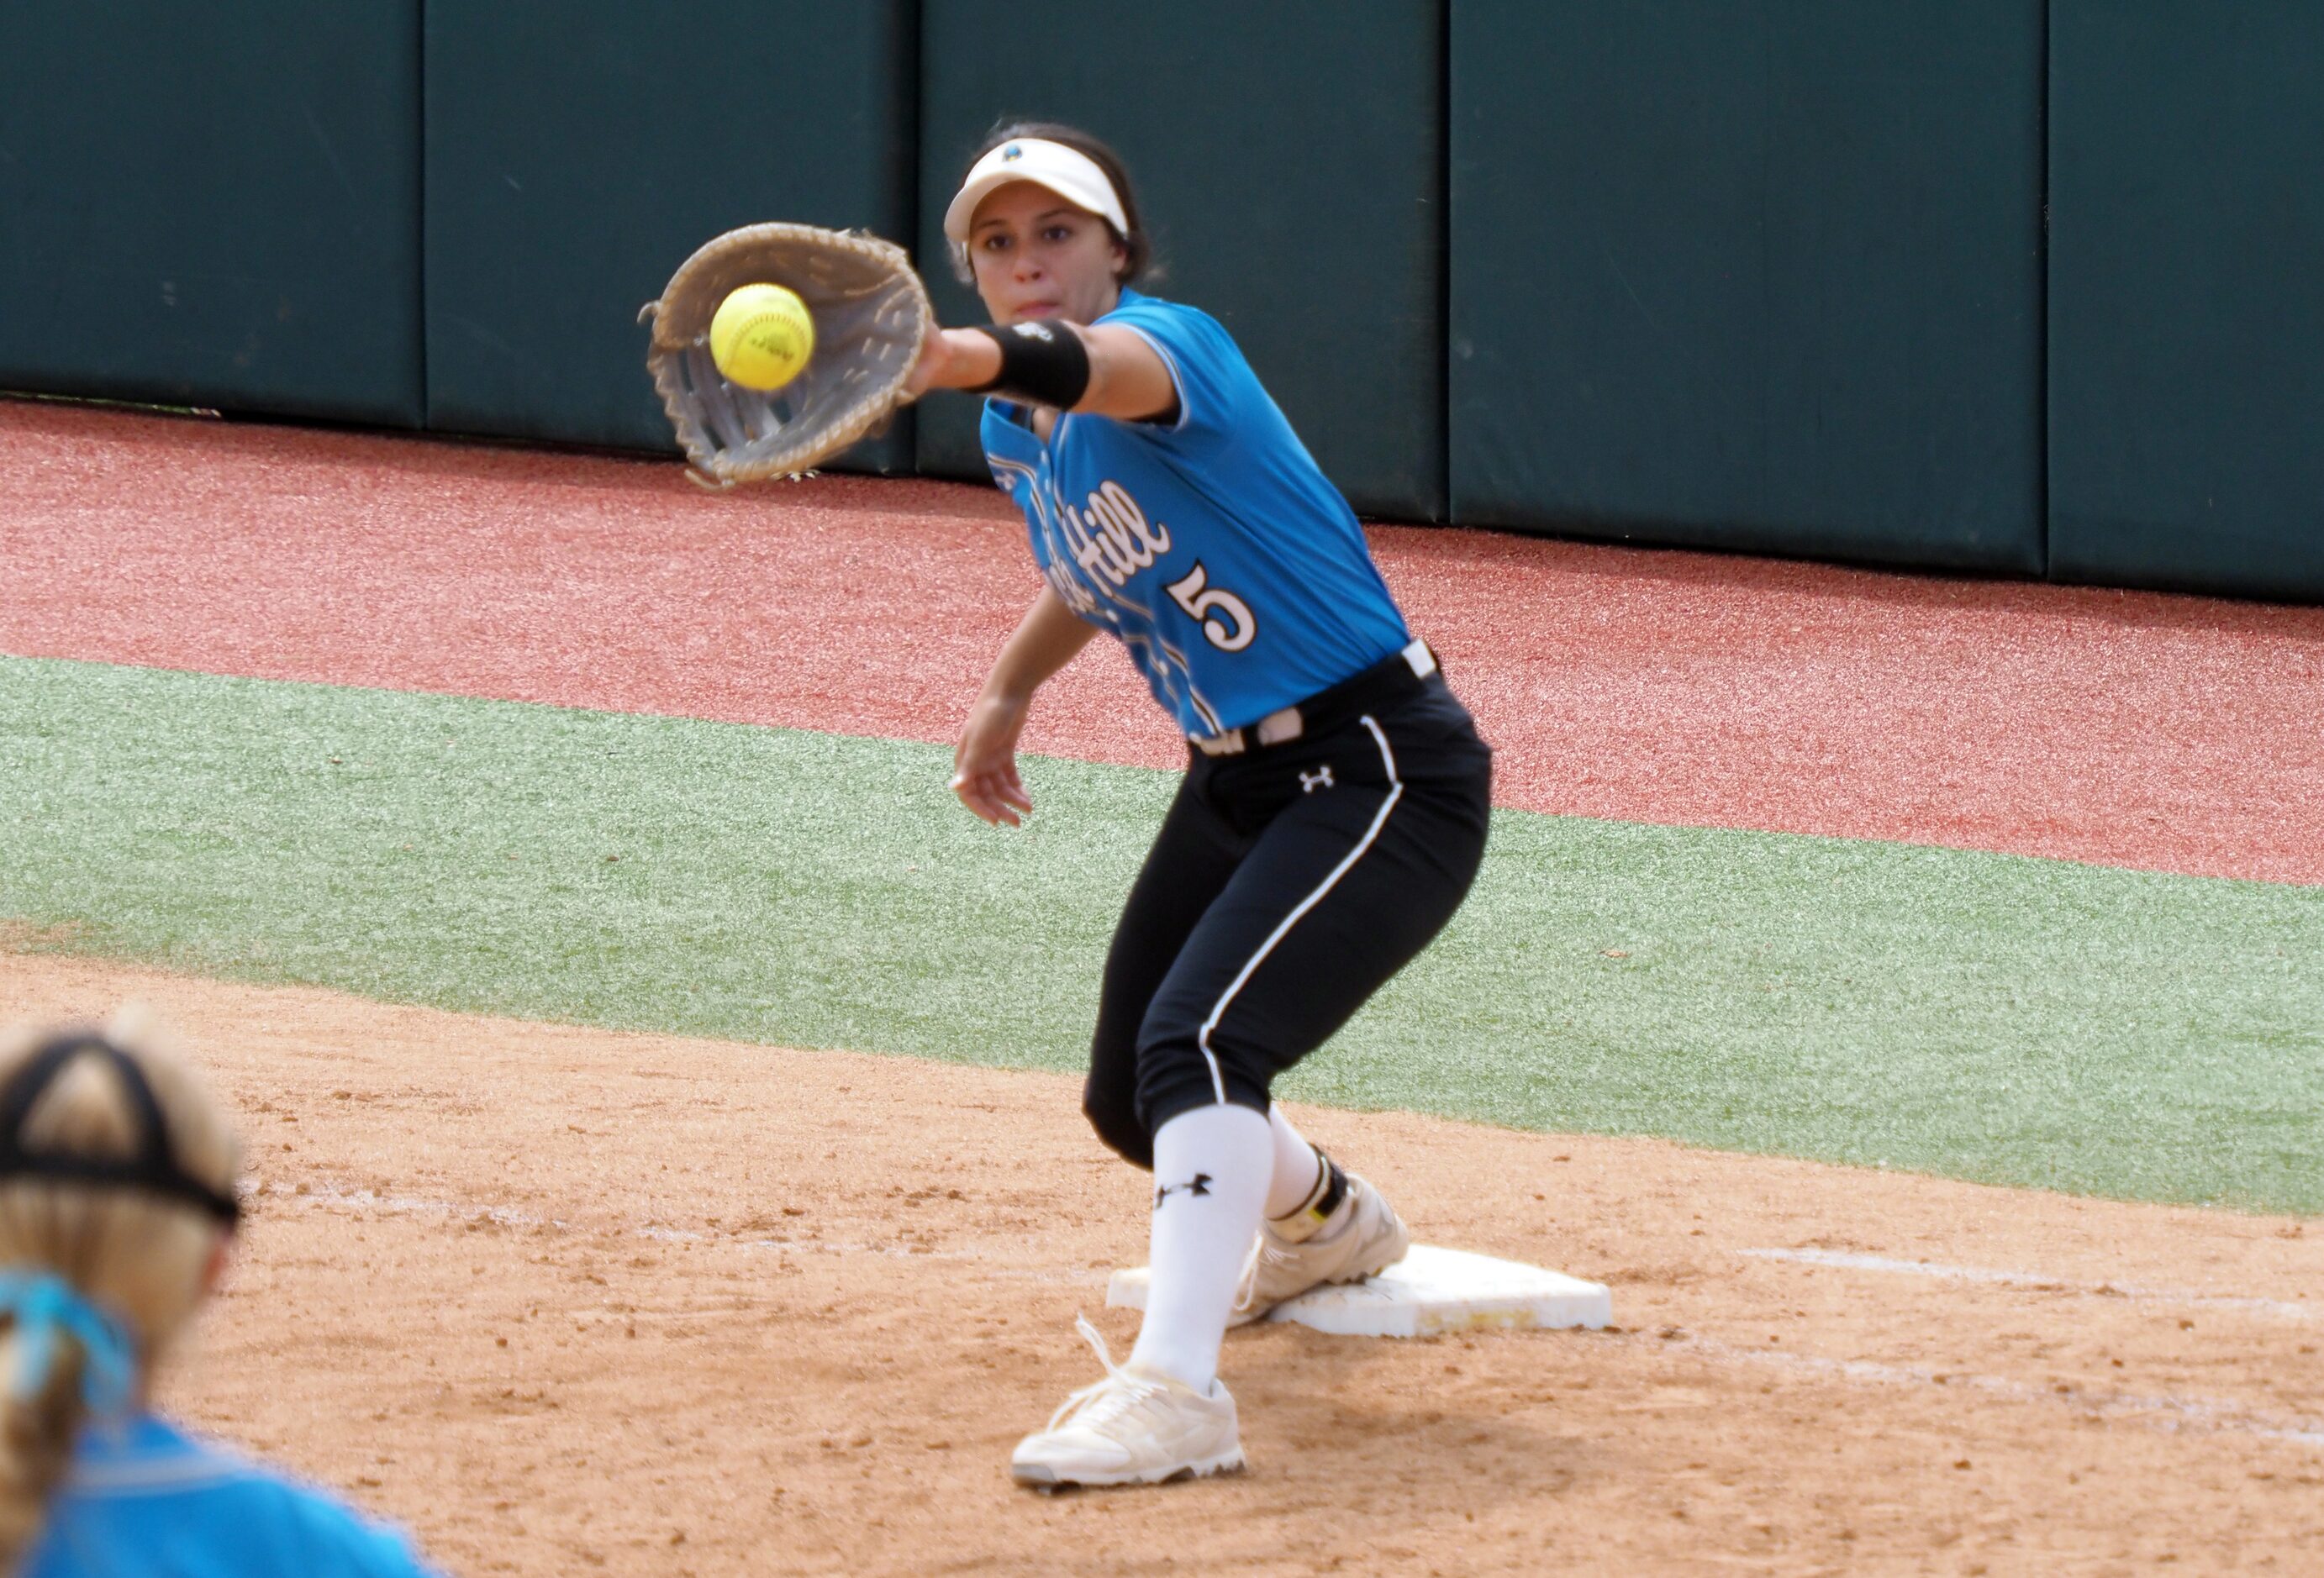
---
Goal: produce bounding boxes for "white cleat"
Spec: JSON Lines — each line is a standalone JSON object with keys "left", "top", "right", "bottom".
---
{"left": 1230, "top": 1170, "right": 1410, "bottom": 1328}
{"left": 1010, "top": 1315, "right": 1246, "bottom": 1491}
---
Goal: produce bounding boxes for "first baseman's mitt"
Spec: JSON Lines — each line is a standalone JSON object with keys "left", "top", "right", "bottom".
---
{"left": 640, "top": 223, "right": 932, "bottom": 487}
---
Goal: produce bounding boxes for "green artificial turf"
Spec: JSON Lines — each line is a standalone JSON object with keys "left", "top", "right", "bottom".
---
{"left": 3, "top": 656, "right": 2319, "bottom": 1213}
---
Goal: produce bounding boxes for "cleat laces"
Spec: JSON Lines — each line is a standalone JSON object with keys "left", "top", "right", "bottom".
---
{"left": 1045, "top": 1313, "right": 1170, "bottom": 1434}
{"left": 1231, "top": 1233, "right": 1303, "bottom": 1316}
{"left": 1234, "top": 1207, "right": 1353, "bottom": 1316}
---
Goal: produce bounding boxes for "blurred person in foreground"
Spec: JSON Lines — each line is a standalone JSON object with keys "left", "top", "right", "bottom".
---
{"left": 0, "top": 1009, "right": 442, "bottom": 1577}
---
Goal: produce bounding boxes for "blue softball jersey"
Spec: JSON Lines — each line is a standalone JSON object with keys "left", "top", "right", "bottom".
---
{"left": 24, "top": 1412, "right": 441, "bottom": 1578}
{"left": 980, "top": 288, "right": 1411, "bottom": 736}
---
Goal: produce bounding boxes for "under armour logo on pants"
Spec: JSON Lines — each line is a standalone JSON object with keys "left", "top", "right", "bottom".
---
{"left": 1154, "top": 1173, "right": 1213, "bottom": 1207}
{"left": 1299, "top": 765, "right": 1335, "bottom": 793}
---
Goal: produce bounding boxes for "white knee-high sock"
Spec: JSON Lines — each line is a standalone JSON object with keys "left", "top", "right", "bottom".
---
{"left": 1264, "top": 1106, "right": 1324, "bottom": 1219}
{"left": 1128, "top": 1103, "right": 1272, "bottom": 1392}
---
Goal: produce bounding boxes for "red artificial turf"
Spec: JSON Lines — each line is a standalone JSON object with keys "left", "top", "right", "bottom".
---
{"left": 6, "top": 398, "right": 2320, "bottom": 883}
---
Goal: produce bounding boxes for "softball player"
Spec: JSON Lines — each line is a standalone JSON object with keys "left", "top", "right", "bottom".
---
{"left": 0, "top": 1013, "right": 442, "bottom": 1576}
{"left": 909, "top": 123, "right": 1493, "bottom": 1488}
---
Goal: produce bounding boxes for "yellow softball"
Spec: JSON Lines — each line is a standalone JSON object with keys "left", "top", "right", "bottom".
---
{"left": 709, "top": 283, "right": 814, "bottom": 391}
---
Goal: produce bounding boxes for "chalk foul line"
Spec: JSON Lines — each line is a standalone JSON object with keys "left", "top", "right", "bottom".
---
{"left": 1739, "top": 1247, "right": 2314, "bottom": 1323}
{"left": 1674, "top": 1335, "right": 2324, "bottom": 1451}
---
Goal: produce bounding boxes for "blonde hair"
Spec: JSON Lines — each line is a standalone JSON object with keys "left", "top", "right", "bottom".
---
{"left": 0, "top": 1007, "right": 239, "bottom": 1565}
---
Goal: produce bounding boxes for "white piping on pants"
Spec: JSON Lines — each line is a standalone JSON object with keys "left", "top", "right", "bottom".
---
{"left": 1194, "top": 714, "right": 1404, "bottom": 1103}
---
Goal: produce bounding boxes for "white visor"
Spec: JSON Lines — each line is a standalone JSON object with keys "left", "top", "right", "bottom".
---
{"left": 943, "top": 137, "right": 1130, "bottom": 245}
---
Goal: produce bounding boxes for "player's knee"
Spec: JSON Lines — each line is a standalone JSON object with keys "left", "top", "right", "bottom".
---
{"left": 1081, "top": 1072, "right": 1151, "bottom": 1170}
{"left": 1132, "top": 1028, "right": 1271, "bottom": 1139}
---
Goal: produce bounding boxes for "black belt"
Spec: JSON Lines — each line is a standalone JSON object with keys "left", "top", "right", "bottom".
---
{"left": 1189, "top": 638, "right": 1438, "bottom": 757}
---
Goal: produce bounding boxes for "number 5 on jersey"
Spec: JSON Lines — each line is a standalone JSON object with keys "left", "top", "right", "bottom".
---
{"left": 1165, "top": 560, "right": 1257, "bottom": 652}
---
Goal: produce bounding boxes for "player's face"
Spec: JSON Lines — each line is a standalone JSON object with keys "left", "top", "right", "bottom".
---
{"left": 967, "top": 181, "right": 1128, "bottom": 328}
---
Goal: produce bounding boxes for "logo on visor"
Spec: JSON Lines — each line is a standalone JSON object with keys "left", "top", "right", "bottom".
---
{"left": 1001, "top": 144, "right": 1024, "bottom": 161}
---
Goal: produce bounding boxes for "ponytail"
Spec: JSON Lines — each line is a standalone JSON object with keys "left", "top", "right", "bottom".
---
{"left": 0, "top": 1328, "right": 81, "bottom": 1566}
{"left": 0, "top": 1273, "right": 137, "bottom": 1563}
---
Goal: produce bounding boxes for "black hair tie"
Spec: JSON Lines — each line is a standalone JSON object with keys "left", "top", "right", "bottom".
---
{"left": 0, "top": 1034, "right": 240, "bottom": 1229}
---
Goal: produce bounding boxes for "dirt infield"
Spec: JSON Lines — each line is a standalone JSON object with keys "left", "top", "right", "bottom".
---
{"left": 8, "top": 399, "right": 2324, "bottom": 884}
{"left": 5, "top": 952, "right": 2314, "bottom": 1575}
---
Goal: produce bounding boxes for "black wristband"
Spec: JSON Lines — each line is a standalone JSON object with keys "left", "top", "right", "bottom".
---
{"left": 964, "top": 320, "right": 1092, "bottom": 411}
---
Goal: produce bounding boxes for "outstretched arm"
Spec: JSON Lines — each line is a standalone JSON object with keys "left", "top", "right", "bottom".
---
{"left": 906, "top": 322, "right": 1177, "bottom": 423}
{"left": 952, "top": 584, "right": 1102, "bottom": 827}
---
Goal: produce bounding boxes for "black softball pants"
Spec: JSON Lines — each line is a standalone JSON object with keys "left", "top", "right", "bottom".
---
{"left": 1083, "top": 655, "right": 1493, "bottom": 1170}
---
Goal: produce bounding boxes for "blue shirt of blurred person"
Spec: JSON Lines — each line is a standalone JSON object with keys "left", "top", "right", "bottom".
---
{"left": 25, "top": 1412, "right": 440, "bottom": 1578}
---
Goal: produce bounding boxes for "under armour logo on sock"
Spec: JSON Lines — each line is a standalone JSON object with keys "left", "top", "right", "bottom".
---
{"left": 1299, "top": 765, "right": 1335, "bottom": 794}
{"left": 1154, "top": 1173, "right": 1213, "bottom": 1208}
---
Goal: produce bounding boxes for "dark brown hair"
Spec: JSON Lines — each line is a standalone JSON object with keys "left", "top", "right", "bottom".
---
{"left": 954, "top": 120, "right": 1153, "bottom": 286}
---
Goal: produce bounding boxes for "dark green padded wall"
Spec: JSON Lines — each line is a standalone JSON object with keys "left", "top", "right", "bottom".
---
{"left": 423, "top": 2, "right": 917, "bottom": 471}
{"left": 916, "top": 1, "right": 1444, "bottom": 519}
{"left": 0, "top": 3, "right": 423, "bottom": 425}
{"left": 2049, "top": 6, "right": 2324, "bottom": 602}
{"left": 1450, "top": 2, "right": 2044, "bottom": 571}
